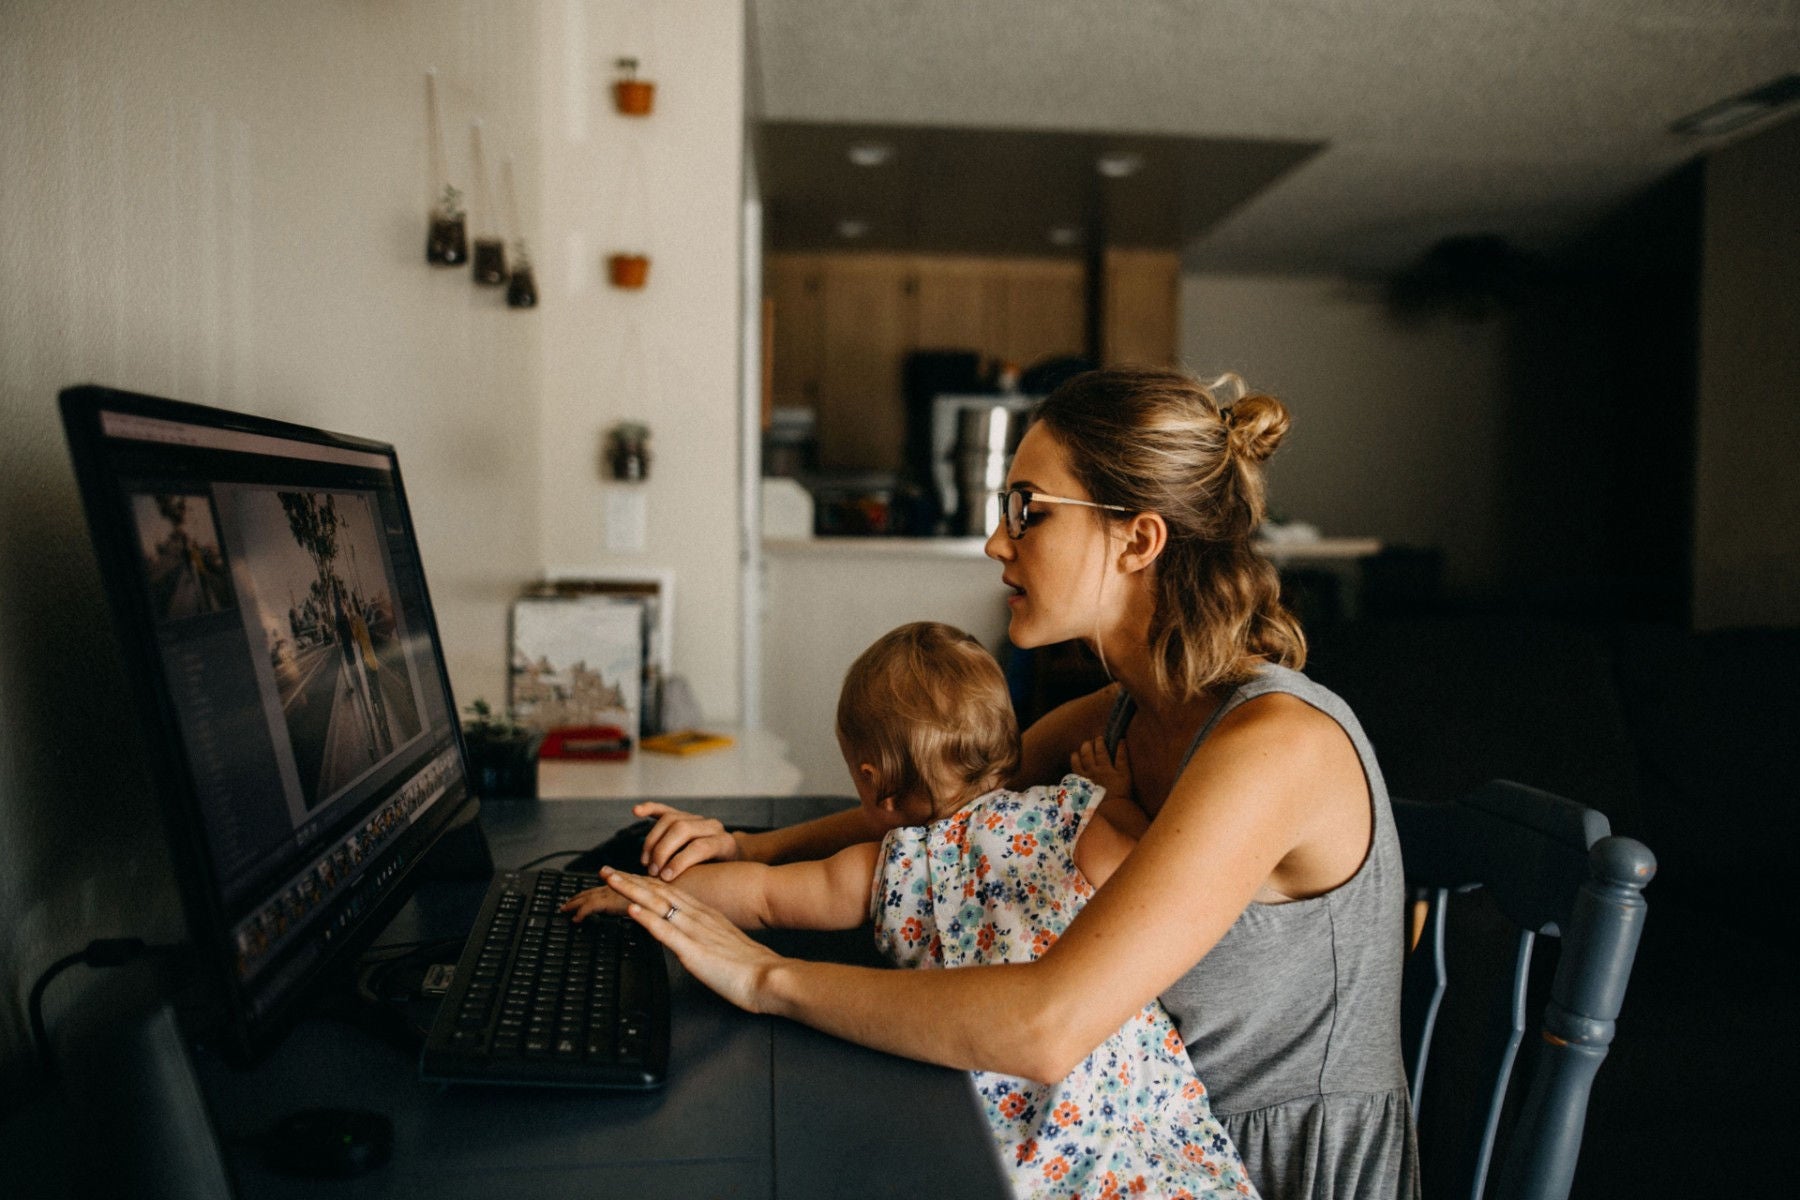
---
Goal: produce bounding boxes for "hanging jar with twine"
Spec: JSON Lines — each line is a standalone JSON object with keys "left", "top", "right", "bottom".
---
{"left": 424, "top": 71, "right": 467, "bottom": 266}
{"left": 468, "top": 121, "right": 506, "bottom": 286}
{"left": 500, "top": 159, "right": 537, "bottom": 308}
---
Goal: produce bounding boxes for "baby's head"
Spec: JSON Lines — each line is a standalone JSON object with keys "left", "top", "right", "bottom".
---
{"left": 835, "top": 622, "right": 1020, "bottom": 825}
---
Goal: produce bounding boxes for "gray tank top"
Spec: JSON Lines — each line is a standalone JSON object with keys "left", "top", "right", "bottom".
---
{"left": 1111, "top": 664, "right": 1420, "bottom": 1200}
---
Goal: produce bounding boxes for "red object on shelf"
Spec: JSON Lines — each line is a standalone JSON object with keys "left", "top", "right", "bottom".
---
{"left": 538, "top": 725, "right": 633, "bottom": 760}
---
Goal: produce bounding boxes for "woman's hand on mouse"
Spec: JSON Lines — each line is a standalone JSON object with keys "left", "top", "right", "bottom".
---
{"left": 632, "top": 801, "right": 744, "bottom": 880}
{"left": 559, "top": 883, "right": 630, "bottom": 922}
{"left": 598, "top": 867, "right": 782, "bottom": 1013}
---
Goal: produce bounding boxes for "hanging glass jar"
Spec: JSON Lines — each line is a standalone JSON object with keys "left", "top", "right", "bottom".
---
{"left": 427, "top": 184, "right": 468, "bottom": 266}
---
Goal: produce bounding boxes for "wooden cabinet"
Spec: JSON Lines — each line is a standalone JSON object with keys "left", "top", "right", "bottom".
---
{"left": 1102, "top": 248, "right": 1180, "bottom": 368}
{"left": 765, "top": 253, "right": 825, "bottom": 415}
{"left": 765, "top": 253, "right": 1087, "bottom": 472}
{"left": 995, "top": 259, "right": 1086, "bottom": 370}
{"left": 816, "top": 257, "right": 915, "bottom": 473}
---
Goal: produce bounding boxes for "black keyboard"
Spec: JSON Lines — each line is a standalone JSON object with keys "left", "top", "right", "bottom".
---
{"left": 420, "top": 869, "right": 670, "bottom": 1088}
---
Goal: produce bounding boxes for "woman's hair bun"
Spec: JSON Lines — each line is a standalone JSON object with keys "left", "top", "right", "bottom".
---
{"left": 1203, "top": 372, "right": 1290, "bottom": 466}
{"left": 1223, "top": 391, "right": 1289, "bottom": 465}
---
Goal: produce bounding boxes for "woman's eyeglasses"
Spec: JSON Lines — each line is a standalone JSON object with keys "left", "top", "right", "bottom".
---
{"left": 996, "top": 487, "right": 1130, "bottom": 540}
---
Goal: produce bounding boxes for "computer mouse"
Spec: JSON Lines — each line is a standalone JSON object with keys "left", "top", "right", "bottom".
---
{"left": 565, "top": 818, "right": 657, "bottom": 874}
{"left": 262, "top": 1106, "right": 393, "bottom": 1178}
{"left": 565, "top": 818, "right": 770, "bottom": 876}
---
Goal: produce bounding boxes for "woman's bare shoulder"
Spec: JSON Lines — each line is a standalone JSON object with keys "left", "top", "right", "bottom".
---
{"left": 1202, "top": 690, "right": 1361, "bottom": 784}
{"left": 1184, "top": 689, "right": 1371, "bottom": 896}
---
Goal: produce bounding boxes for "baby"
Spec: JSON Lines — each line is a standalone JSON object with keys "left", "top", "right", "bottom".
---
{"left": 565, "top": 622, "right": 1256, "bottom": 1200}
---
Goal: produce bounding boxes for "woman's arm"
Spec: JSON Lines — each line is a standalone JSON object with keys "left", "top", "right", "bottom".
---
{"left": 1010, "top": 686, "right": 1117, "bottom": 789}
{"left": 634, "top": 800, "right": 890, "bottom": 880}
{"left": 567, "top": 842, "right": 881, "bottom": 931}
{"left": 603, "top": 695, "right": 1358, "bottom": 1084}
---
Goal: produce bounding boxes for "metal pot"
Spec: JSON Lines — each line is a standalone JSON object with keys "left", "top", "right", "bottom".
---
{"left": 950, "top": 406, "right": 1026, "bottom": 535}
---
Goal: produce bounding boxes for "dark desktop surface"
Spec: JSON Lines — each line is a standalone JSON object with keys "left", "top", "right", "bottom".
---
{"left": 7, "top": 795, "right": 1008, "bottom": 1199}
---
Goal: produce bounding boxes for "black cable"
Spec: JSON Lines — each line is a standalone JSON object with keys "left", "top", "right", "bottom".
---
{"left": 27, "top": 938, "right": 186, "bottom": 1080}
{"left": 513, "top": 849, "right": 585, "bottom": 871}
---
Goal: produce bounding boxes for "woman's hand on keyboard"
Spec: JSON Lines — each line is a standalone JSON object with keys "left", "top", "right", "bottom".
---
{"left": 633, "top": 801, "right": 743, "bottom": 881}
{"left": 599, "top": 867, "right": 782, "bottom": 1014}
{"left": 560, "top": 883, "right": 630, "bottom": 922}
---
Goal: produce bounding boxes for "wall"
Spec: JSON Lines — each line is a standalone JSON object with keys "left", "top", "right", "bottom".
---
{"left": 761, "top": 543, "right": 1009, "bottom": 791}
{"left": 0, "top": 0, "right": 747, "bottom": 1109}
{"left": 536, "top": 0, "right": 746, "bottom": 719}
{"left": 1180, "top": 275, "right": 1514, "bottom": 600}
{"left": 1695, "top": 114, "right": 1800, "bottom": 630}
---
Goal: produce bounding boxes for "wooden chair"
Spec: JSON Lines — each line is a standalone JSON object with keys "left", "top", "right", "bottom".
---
{"left": 1394, "top": 781, "right": 1656, "bottom": 1200}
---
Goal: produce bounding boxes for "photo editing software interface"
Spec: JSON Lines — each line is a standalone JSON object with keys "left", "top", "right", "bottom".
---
{"left": 69, "top": 394, "right": 472, "bottom": 1039}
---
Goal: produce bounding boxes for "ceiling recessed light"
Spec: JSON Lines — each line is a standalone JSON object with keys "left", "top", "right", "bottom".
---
{"left": 1095, "top": 150, "right": 1145, "bottom": 179}
{"left": 846, "top": 141, "right": 895, "bottom": 168}
{"left": 836, "top": 218, "right": 869, "bottom": 239}
{"left": 1047, "top": 225, "right": 1082, "bottom": 247}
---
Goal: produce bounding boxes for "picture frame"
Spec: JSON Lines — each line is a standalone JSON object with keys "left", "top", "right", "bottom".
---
{"left": 508, "top": 594, "right": 644, "bottom": 741}
{"left": 519, "top": 568, "right": 672, "bottom": 736}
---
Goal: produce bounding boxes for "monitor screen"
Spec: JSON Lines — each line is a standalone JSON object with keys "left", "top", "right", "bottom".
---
{"left": 60, "top": 385, "right": 478, "bottom": 1062}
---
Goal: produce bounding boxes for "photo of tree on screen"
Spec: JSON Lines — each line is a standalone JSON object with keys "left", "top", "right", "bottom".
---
{"left": 228, "top": 489, "right": 425, "bottom": 809}
{"left": 131, "top": 492, "right": 236, "bottom": 621}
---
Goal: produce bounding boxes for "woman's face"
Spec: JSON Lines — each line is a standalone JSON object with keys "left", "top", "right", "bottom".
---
{"left": 985, "top": 424, "right": 1119, "bottom": 649}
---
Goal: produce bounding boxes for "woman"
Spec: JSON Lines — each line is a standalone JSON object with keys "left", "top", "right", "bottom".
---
{"left": 603, "top": 367, "right": 1419, "bottom": 1199}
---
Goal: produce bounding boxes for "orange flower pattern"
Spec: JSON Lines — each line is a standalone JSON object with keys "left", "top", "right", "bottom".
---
{"left": 869, "top": 775, "right": 1258, "bottom": 1200}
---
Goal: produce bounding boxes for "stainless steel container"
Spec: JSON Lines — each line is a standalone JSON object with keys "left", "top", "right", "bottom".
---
{"left": 950, "top": 406, "right": 1026, "bottom": 536}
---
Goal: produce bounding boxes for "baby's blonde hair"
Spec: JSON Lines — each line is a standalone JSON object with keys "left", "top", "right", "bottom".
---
{"left": 836, "top": 622, "right": 1020, "bottom": 817}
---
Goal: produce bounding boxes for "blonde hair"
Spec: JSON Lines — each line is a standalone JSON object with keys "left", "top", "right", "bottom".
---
{"left": 1032, "top": 366, "right": 1306, "bottom": 698}
{"left": 835, "top": 622, "right": 1021, "bottom": 816}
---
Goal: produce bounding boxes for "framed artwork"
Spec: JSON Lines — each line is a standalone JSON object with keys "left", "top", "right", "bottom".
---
{"left": 514, "top": 570, "right": 670, "bottom": 737}
{"left": 508, "top": 594, "right": 644, "bottom": 737}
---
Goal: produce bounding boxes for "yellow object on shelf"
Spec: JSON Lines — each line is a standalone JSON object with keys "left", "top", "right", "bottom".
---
{"left": 640, "top": 729, "right": 735, "bottom": 756}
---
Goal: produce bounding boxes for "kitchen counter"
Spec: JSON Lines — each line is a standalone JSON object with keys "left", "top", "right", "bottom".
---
{"left": 763, "top": 535, "right": 1383, "bottom": 563}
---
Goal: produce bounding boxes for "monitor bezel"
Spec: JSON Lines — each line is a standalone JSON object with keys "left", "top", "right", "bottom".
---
{"left": 58, "top": 383, "right": 482, "bottom": 1064}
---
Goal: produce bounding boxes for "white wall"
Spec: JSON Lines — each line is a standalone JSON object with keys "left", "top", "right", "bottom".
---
{"left": 1180, "top": 274, "right": 1512, "bottom": 598}
{"left": 761, "top": 543, "right": 1010, "bottom": 791}
{"left": 0, "top": 0, "right": 747, "bottom": 1099}
{"left": 536, "top": 0, "right": 746, "bottom": 722}
{"left": 1695, "top": 114, "right": 1800, "bottom": 630}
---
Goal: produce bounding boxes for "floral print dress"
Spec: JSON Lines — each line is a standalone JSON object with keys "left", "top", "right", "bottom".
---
{"left": 870, "top": 773, "right": 1259, "bottom": 1200}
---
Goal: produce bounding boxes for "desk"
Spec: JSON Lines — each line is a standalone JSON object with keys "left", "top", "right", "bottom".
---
{"left": 195, "top": 794, "right": 1008, "bottom": 1198}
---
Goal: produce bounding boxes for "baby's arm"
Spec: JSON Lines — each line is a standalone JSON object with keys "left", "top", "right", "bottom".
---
{"left": 1070, "top": 736, "right": 1145, "bottom": 889}
{"left": 563, "top": 841, "right": 881, "bottom": 932}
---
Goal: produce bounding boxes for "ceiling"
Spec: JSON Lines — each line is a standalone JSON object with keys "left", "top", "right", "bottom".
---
{"left": 747, "top": 0, "right": 1800, "bottom": 273}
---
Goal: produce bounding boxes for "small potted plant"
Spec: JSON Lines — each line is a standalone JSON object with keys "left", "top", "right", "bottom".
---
{"left": 613, "top": 57, "right": 655, "bottom": 115}
{"left": 460, "top": 698, "right": 542, "bottom": 798}
{"left": 607, "top": 252, "right": 650, "bottom": 289}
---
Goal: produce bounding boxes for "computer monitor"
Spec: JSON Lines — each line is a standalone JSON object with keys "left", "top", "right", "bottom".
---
{"left": 59, "top": 384, "right": 480, "bottom": 1064}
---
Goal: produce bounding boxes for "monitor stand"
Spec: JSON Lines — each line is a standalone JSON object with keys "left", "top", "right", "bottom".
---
{"left": 306, "top": 956, "right": 435, "bottom": 1057}
{"left": 418, "top": 798, "right": 494, "bottom": 882}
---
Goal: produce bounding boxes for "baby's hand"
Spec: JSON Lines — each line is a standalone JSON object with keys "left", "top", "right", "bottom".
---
{"left": 560, "top": 883, "right": 630, "bottom": 923}
{"left": 1073, "top": 736, "right": 1150, "bottom": 838}
{"left": 1072, "top": 735, "right": 1132, "bottom": 802}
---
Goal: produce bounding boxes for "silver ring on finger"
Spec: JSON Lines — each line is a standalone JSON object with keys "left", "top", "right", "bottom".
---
{"left": 663, "top": 903, "right": 679, "bottom": 921}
